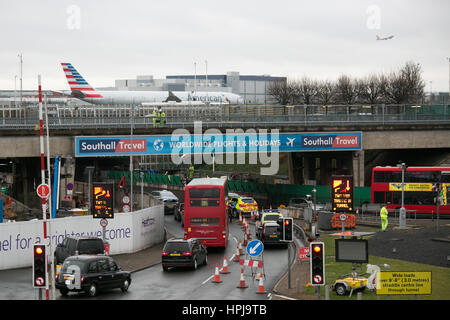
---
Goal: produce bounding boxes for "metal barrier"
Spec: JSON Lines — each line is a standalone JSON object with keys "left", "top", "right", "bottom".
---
{"left": 1, "top": 103, "right": 449, "bottom": 130}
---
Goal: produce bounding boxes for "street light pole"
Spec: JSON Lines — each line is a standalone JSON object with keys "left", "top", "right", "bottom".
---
{"left": 397, "top": 162, "right": 406, "bottom": 228}
{"left": 18, "top": 53, "right": 23, "bottom": 108}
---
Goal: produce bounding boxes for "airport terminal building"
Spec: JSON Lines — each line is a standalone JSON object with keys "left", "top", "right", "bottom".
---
{"left": 114, "top": 72, "right": 287, "bottom": 104}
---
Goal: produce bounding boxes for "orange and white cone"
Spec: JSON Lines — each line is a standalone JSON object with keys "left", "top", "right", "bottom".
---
{"left": 246, "top": 226, "right": 251, "bottom": 240}
{"left": 256, "top": 274, "right": 266, "bottom": 294}
{"left": 236, "top": 268, "right": 248, "bottom": 288}
{"left": 243, "top": 232, "right": 248, "bottom": 246}
{"left": 233, "top": 243, "right": 241, "bottom": 262}
{"left": 220, "top": 255, "right": 230, "bottom": 274}
{"left": 239, "top": 213, "right": 242, "bottom": 225}
{"left": 255, "top": 267, "right": 263, "bottom": 281}
{"left": 238, "top": 240, "right": 244, "bottom": 255}
{"left": 212, "top": 263, "right": 222, "bottom": 283}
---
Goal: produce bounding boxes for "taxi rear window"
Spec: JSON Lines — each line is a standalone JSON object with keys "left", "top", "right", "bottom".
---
{"left": 62, "top": 260, "right": 87, "bottom": 273}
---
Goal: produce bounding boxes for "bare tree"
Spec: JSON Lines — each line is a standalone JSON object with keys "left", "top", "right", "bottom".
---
{"left": 335, "top": 74, "right": 358, "bottom": 104}
{"left": 358, "top": 74, "right": 383, "bottom": 104}
{"left": 316, "top": 80, "right": 336, "bottom": 105}
{"left": 380, "top": 61, "right": 425, "bottom": 104}
{"left": 296, "top": 77, "right": 319, "bottom": 105}
{"left": 268, "top": 80, "right": 294, "bottom": 105}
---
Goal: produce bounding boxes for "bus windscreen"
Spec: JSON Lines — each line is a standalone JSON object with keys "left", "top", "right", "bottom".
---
{"left": 189, "top": 188, "right": 220, "bottom": 199}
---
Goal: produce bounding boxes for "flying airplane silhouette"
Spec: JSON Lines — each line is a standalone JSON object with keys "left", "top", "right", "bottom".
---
{"left": 376, "top": 35, "right": 394, "bottom": 41}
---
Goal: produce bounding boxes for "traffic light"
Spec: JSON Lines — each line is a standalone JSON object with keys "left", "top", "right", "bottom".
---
{"left": 282, "top": 217, "right": 293, "bottom": 242}
{"left": 310, "top": 242, "right": 325, "bottom": 286}
{"left": 33, "top": 244, "right": 47, "bottom": 288}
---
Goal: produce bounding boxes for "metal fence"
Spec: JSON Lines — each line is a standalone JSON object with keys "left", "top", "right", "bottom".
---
{"left": 1, "top": 103, "right": 449, "bottom": 130}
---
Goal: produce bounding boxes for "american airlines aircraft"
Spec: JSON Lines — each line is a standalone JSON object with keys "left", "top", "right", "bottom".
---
{"left": 61, "top": 62, "right": 244, "bottom": 105}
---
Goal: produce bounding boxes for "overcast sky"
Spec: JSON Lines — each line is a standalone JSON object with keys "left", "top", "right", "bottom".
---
{"left": 0, "top": 0, "right": 449, "bottom": 91}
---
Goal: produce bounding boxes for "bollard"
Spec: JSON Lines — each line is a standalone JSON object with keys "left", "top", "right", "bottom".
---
{"left": 296, "top": 278, "right": 300, "bottom": 294}
{"left": 357, "top": 291, "right": 362, "bottom": 300}
{"left": 325, "top": 285, "right": 330, "bottom": 300}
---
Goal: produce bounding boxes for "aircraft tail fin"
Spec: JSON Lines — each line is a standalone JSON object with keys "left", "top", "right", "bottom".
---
{"left": 60, "top": 62, "right": 103, "bottom": 98}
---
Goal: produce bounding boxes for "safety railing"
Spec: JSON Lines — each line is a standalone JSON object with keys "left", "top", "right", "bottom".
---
{"left": 0, "top": 103, "right": 449, "bottom": 130}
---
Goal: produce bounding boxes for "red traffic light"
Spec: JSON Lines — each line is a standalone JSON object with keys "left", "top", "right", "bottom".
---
{"left": 313, "top": 245, "right": 321, "bottom": 253}
{"left": 35, "top": 246, "right": 44, "bottom": 255}
{"left": 284, "top": 220, "right": 290, "bottom": 225}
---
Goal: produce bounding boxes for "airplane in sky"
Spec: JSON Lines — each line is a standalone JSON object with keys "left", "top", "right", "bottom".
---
{"left": 376, "top": 35, "right": 394, "bottom": 41}
{"left": 61, "top": 62, "right": 244, "bottom": 105}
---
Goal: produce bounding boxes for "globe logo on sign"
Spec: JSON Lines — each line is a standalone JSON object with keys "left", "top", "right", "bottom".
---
{"left": 153, "top": 139, "right": 164, "bottom": 151}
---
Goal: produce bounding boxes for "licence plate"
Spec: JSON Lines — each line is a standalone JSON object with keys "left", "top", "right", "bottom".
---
{"left": 170, "top": 253, "right": 180, "bottom": 256}
{"left": 168, "top": 204, "right": 174, "bottom": 209}
{"left": 63, "top": 275, "right": 74, "bottom": 280}
{"left": 269, "top": 235, "right": 277, "bottom": 238}
{"left": 65, "top": 280, "right": 72, "bottom": 285}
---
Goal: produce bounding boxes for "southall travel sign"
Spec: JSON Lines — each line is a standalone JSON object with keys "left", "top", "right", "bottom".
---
{"left": 75, "top": 131, "right": 362, "bottom": 157}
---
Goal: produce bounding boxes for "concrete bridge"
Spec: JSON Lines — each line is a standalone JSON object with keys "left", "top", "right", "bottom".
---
{"left": 1, "top": 103, "right": 449, "bottom": 208}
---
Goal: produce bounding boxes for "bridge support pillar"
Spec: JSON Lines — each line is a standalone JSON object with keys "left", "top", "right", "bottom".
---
{"left": 352, "top": 150, "right": 364, "bottom": 187}
{"left": 58, "top": 156, "right": 76, "bottom": 209}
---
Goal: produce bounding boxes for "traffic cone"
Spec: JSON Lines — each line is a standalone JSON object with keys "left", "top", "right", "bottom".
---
{"left": 220, "top": 255, "right": 230, "bottom": 274}
{"left": 212, "top": 263, "right": 222, "bottom": 283}
{"left": 236, "top": 268, "right": 248, "bottom": 288}
{"left": 251, "top": 211, "right": 254, "bottom": 220}
{"left": 246, "top": 226, "right": 251, "bottom": 240}
{"left": 239, "top": 213, "right": 242, "bottom": 225}
{"left": 243, "top": 230, "right": 248, "bottom": 246}
{"left": 255, "top": 267, "right": 264, "bottom": 281}
{"left": 238, "top": 240, "right": 244, "bottom": 255}
{"left": 233, "top": 243, "right": 241, "bottom": 261}
{"left": 256, "top": 274, "right": 267, "bottom": 294}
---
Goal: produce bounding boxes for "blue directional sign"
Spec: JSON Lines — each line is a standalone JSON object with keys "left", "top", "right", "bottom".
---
{"left": 246, "top": 240, "right": 264, "bottom": 256}
{"left": 75, "top": 131, "right": 362, "bottom": 157}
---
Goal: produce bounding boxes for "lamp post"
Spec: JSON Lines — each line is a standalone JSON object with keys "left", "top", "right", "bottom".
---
{"left": 18, "top": 53, "right": 22, "bottom": 108}
{"left": 86, "top": 166, "right": 95, "bottom": 215}
{"left": 397, "top": 162, "right": 407, "bottom": 228}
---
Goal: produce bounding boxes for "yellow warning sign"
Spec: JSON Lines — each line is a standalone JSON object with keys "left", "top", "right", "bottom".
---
{"left": 388, "top": 183, "right": 432, "bottom": 192}
{"left": 376, "top": 271, "right": 432, "bottom": 295}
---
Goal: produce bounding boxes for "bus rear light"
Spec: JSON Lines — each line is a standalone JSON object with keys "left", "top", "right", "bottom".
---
{"left": 162, "top": 251, "right": 169, "bottom": 256}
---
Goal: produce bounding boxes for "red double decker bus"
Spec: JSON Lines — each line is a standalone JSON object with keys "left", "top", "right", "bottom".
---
{"left": 184, "top": 177, "right": 229, "bottom": 248}
{"left": 371, "top": 166, "right": 450, "bottom": 216}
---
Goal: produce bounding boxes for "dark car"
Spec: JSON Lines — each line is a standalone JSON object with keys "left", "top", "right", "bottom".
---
{"left": 174, "top": 203, "right": 184, "bottom": 226}
{"left": 54, "top": 236, "right": 105, "bottom": 265}
{"left": 257, "top": 221, "right": 287, "bottom": 248}
{"left": 162, "top": 238, "right": 207, "bottom": 271}
{"left": 151, "top": 190, "right": 179, "bottom": 215}
{"left": 289, "top": 197, "right": 327, "bottom": 211}
{"left": 55, "top": 255, "right": 131, "bottom": 297}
